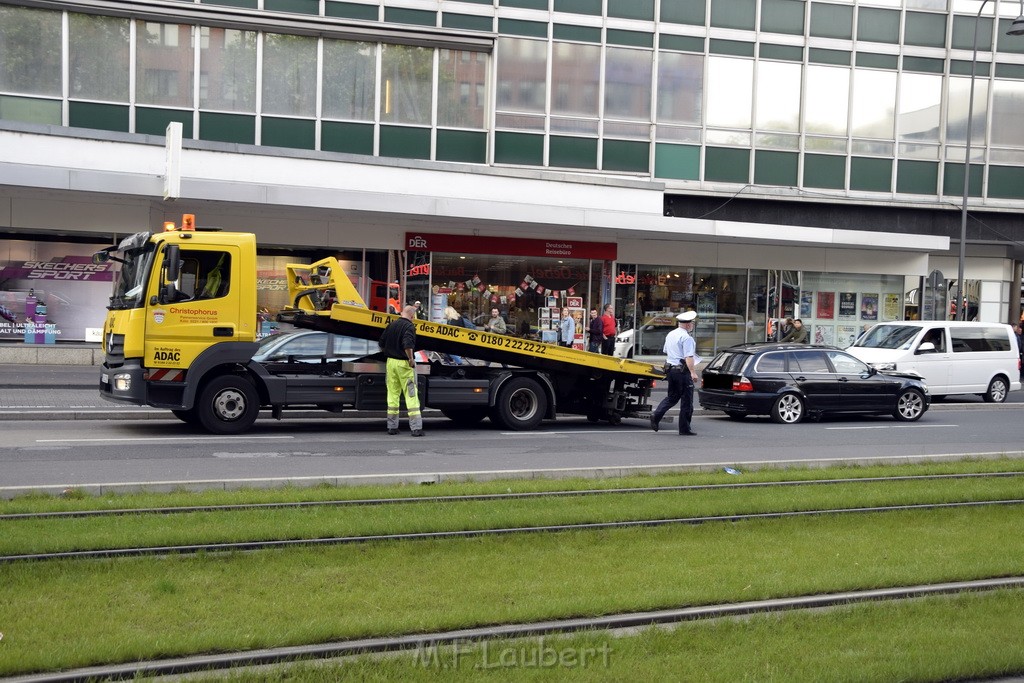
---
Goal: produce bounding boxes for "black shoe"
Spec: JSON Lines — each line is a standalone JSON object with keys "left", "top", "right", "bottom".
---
{"left": 387, "top": 429, "right": 399, "bottom": 435}
{"left": 411, "top": 430, "right": 424, "bottom": 437}
{"left": 679, "top": 430, "right": 697, "bottom": 436}
{"left": 650, "top": 415, "right": 659, "bottom": 433}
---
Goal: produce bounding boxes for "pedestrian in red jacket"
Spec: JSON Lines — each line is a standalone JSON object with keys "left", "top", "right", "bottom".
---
{"left": 600, "top": 304, "right": 617, "bottom": 355}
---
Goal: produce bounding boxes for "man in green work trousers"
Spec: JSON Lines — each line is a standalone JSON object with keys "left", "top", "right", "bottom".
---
{"left": 379, "top": 304, "right": 424, "bottom": 437}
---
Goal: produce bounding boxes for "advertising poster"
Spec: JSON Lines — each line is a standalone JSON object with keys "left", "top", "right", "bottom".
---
{"left": 838, "top": 292, "right": 857, "bottom": 319}
{"left": 883, "top": 293, "right": 900, "bottom": 321}
{"left": 861, "top": 294, "right": 879, "bottom": 321}
{"left": 836, "top": 324, "right": 859, "bottom": 348}
{"left": 799, "top": 290, "right": 813, "bottom": 318}
{"left": 812, "top": 324, "right": 834, "bottom": 346}
{"left": 816, "top": 291, "right": 835, "bottom": 319}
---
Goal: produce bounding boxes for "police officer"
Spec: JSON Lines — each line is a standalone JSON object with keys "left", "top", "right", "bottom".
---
{"left": 651, "top": 310, "right": 700, "bottom": 436}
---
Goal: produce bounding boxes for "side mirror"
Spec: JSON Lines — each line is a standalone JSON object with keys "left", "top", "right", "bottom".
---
{"left": 92, "top": 250, "right": 109, "bottom": 264}
{"left": 164, "top": 245, "right": 181, "bottom": 283}
{"left": 916, "top": 341, "right": 936, "bottom": 354}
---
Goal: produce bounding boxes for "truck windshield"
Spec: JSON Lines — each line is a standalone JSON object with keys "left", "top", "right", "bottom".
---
{"left": 850, "top": 324, "right": 920, "bottom": 350}
{"left": 107, "top": 233, "right": 155, "bottom": 310}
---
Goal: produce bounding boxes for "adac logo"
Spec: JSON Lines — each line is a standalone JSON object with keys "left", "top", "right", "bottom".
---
{"left": 614, "top": 271, "right": 636, "bottom": 285}
{"left": 153, "top": 309, "right": 166, "bottom": 324}
{"left": 407, "top": 235, "right": 428, "bottom": 250}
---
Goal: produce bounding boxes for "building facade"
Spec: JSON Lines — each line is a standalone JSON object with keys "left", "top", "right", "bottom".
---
{"left": 1, "top": 0, "right": 1021, "bottom": 357}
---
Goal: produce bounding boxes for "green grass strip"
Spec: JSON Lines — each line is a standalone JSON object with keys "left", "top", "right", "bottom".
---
{"left": 209, "top": 589, "right": 1024, "bottom": 682}
{"left": 3, "top": 456, "right": 1022, "bottom": 515}
{"left": 1, "top": 505, "right": 1022, "bottom": 675}
{"left": 2, "top": 475, "right": 1022, "bottom": 555}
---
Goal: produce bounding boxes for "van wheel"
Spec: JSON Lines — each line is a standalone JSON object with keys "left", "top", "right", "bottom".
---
{"left": 197, "top": 375, "right": 260, "bottom": 434}
{"left": 770, "top": 394, "right": 804, "bottom": 424}
{"left": 491, "top": 377, "right": 547, "bottom": 430}
{"left": 893, "top": 389, "right": 926, "bottom": 421}
{"left": 983, "top": 376, "right": 1009, "bottom": 403}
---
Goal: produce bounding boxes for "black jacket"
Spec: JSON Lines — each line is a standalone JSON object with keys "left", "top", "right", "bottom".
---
{"left": 379, "top": 317, "right": 416, "bottom": 359}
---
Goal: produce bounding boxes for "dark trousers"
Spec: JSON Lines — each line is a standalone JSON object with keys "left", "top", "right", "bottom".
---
{"left": 601, "top": 337, "right": 615, "bottom": 355}
{"left": 653, "top": 367, "right": 694, "bottom": 434}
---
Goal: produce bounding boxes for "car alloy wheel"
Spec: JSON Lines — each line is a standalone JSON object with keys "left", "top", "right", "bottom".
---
{"left": 894, "top": 389, "right": 925, "bottom": 422}
{"left": 771, "top": 393, "right": 804, "bottom": 424}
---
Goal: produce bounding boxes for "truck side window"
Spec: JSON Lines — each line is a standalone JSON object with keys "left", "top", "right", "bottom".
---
{"left": 178, "top": 250, "right": 231, "bottom": 301}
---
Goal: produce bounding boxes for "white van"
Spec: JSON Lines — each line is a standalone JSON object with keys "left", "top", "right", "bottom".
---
{"left": 846, "top": 321, "right": 1021, "bottom": 402}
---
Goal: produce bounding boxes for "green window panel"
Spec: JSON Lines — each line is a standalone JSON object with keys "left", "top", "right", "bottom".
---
{"left": 607, "top": 29, "right": 654, "bottom": 48}
{"left": 136, "top": 108, "right": 193, "bottom": 138}
{"left": 550, "top": 135, "right": 598, "bottom": 169}
{"left": 654, "top": 143, "right": 700, "bottom": 180}
{"left": 554, "top": 0, "right": 602, "bottom": 16}
{"left": 995, "top": 63, "right": 1024, "bottom": 79}
{"left": 384, "top": 7, "right": 436, "bottom": 26}
{"left": 803, "top": 154, "right": 845, "bottom": 190}
{"left": 326, "top": 1, "right": 378, "bottom": 21}
{"left": 710, "top": 0, "right": 755, "bottom": 30}
{"left": 321, "top": 121, "right": 374, "bottom": 156}
{"left": 199, "top": 0, "right": 257, "bottom": 8}
{"left": 494, "top": 131, "right": 544, "bottom": 165}
{"left": 903, "top": 56, "right": 944, "bottom": 74}
{"left": 660, "top": 0, "right": 706, "bottom": 26}
{"left": 436, "top": 129, "right": 487, "bottom": 163}
{"left": 998, "top": 18, "right": 1024, "bottom": 54}
{"left": 553, "top": 24, "right": 602, "bottom": 43}
{"left": 857, "top": 7, "right": 900, "bottom": 44}
{"left": 856, "top": 53, "right": 899, "bottom": 70}
{"left": 0, "top": 96, "right": 60, "bottom": 126}
{"left": 705, "top": 147, "right": 750, "bottom": 183}
{"left": 754, "top": 150, "right": 798, "bottom": 187}
{"left": 199, "top": 112, "right": 255, "bottom": 144}
{"left": 603, "top": 139, "right": 650, "bottom": 173}
{"left": 264, "top": 0, "right": 318, "bottom": 14}
{"left": 904, "top": 11, "right": 946, "bottom": 48}
{"left": 942, "top": 162, "right": 983, "bottom": 198}
{"left": 760, "top": 0, "right": 805, "bottom": 36}
{"left": 660, "top": 35, "right": 705, "bottom": 52}
{"left": 68, "top": 101, "right": 128, "bottom": 133}
{"left": 988, "top": 165, "right": 1024, "bottom": 199}
{"left": 809, "top": 48, "right": 850, "bottom": 66}
{"left": 896, "top": 160, "right": 938, "bottom": 195}
{"left": 951, "top": 60, "right": 990, "bottom": 76}
{"left": 810, "top": 2, "right": 852, "bottom": 39}
{"left": 500, "top": 0, "right": 548, "bottom": 9}
{"left": 262, "top": 117, "right": 315, "bottom": 150}
{"left": 760, "top": 44, "right": 803, "bottom": 62}
{"left": 379, "top": 125, "right": 431, "bottom": 160}
{"left": 443, "top": 13, "right": 493, "bottom": 31}
{"left": 850, "top": 156, "right": 892, "bottom": 192}
{"left": 951, "top": 15, "right": 992, "bottom": 51}
{"left": 709, "top": 39, "right": 755, "bottom": 57}
{"left": 498, "top": 18, "right": 548, "bottom": 38}
{"left": 608, "top": 0, "right": 654, "bottom": 21}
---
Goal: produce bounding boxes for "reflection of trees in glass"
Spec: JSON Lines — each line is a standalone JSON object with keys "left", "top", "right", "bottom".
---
{"left": 201, "top": 28, "right": 257, "bottom": 112}
{"left": 69, "top": 13, "right": 129, "bottom": 101}
{"left": 262, "top": 33, "right": 316, "bottom": 116}
{"left": 380, "top": 44, "right": 432, "bottom": 125}
{"left": 0, "top": 6, "right": 61, "bottom": 96}
{"left": 136, "top": 21, "right": 193, "bottom": 107}
{"left": 437, "top": 49, "right": 486, "bottom": 128}
{"left": 322, "top": 39, "right": 376, "bottom": 121}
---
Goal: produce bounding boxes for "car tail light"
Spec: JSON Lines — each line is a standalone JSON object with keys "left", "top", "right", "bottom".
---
{"left": 732, "top": 377, "right": 754, "bottom": 392}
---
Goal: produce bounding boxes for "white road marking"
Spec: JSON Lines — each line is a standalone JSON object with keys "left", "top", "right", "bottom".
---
{"left": 825, "top": 424, "right": 959, "bottom": 431}
{"left": 36, "top": 435, "right": 295, "bottom": 443}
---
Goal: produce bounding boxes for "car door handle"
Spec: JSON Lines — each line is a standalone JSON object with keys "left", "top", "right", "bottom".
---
{"left": 838, "top": 377, "right": 849, "bottom": 382}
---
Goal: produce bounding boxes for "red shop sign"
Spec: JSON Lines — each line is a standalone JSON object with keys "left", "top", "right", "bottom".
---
{"left": 406, "top": 233, "right": 616, "bottom": 261}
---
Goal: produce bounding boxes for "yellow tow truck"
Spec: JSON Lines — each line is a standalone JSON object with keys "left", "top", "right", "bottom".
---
{"left": 96, "top": 216, "right": 663, "bottom": 434}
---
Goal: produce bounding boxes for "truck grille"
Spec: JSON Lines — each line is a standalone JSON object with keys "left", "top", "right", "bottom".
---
{"left": 104, "top": 332, "right": 126, "bottom": 366}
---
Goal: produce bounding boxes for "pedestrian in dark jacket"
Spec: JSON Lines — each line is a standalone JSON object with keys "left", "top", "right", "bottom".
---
{"left": 588, "top": 309, "right": 603, "bottom": 353}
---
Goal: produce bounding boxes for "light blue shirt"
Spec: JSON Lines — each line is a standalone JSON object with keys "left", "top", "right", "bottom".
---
{"left": 560, "top": 314, "right": 575, "bottom": 343}
{"left": 663, "top": 325, "right": 696, "bottom": 367}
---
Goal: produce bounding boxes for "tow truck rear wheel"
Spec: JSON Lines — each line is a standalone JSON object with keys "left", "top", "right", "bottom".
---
{"left": 197, "top": 375, "right": 260, "bottom": 434}
{"left": 491, "top": 377, "right": 547, "bottom": 430}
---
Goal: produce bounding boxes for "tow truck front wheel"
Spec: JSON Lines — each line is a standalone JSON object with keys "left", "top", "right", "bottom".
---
{"left": 491, "top": 377, "right": 547, "bottom": 431}
{"left": 197, "top": 375, "right": 260, "bottom": 434}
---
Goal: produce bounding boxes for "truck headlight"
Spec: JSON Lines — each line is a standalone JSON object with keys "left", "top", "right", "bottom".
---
{"left": 113, "top": 373, "right": 132, "bottom": 392}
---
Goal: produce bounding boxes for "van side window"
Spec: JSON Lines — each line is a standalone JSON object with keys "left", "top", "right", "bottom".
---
{"left": 917, "top": 328, "right": 945, "bottom": 353}
{"left": 950, "top": 326, "right": 1011, "bottom": 353}
{"left": 178, "top": 250, "right": 231, "bottom": 301}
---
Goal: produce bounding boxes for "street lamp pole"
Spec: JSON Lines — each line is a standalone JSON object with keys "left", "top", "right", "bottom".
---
{"left": 958, "top": 1, "right": 1024, "bottom": 321}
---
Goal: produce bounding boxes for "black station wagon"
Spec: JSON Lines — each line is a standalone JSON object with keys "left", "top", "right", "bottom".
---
{"left": 698, "top": 343, "right": 930, "bottom": 424}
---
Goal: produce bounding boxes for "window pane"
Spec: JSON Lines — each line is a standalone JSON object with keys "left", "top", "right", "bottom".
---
{"left": 804, "top": 65, "right": 849, "bottom": 135}
{"left": 605, "top": 47, "right": 653, "bottom": 121}
{"left": 262, "top": 33, "right": 317, "bottom": 117}
{"left": 755, "top": 60, "right": 800, "bottom": 132}
{"left": 380, "top": 44, "right": 432, "bottom": 125}
{"left": 438, "top": 49, "right": 487, "bottom": 128}
{"left": 496, "top": 37, "right": 547, "bottom": 114}
{"left": 551, "top": 42, "right": 600, "bottom": 118}
{"left": 69, "top": 13, "right": 129, "bottom": 102}
{"left": 991, "top": 78, "right": 1024, "bottom": 147}
{"left": 137, "top": 22, "right": 193, "bottom": 107}
{"left": 656, "top": 51, "right": 703, "bottom": 125}
{"left": 898, "top": 72, "right": 941, "bottom": 142}
{"left": 945, "top": 75, "right": 987, "bottom": 145}
{"left": 0, "top": 6, "right": 61, "bottom": 96}
{"left": 322, "top": 39, "right": 376, "bottom": 121}
{"left": 706, "top": 56, "right": 752, "bottom": 129}
{"left": 201, "top": 28, "right": 257, "bottom": 113}
{"left": 851, "top": 69, "right": 896, "bottom": 138}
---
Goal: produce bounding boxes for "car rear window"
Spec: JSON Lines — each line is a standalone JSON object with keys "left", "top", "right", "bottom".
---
{"left": 707, "top": 351, "right": 750, "bottom": 374}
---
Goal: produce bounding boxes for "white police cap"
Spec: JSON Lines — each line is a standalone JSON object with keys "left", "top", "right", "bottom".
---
{"left": 676, "top": 310, "right": 697, "bottom": 322}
